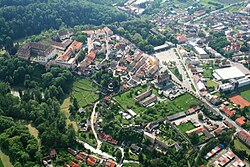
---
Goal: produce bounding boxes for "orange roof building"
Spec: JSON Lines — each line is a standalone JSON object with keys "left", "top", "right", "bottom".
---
{"left": 85, "top": 50, "right": 96, "bottom": 61}
{"left": 71, "top": 41, "right": 83, "bottom": 51}
{"left": 235, "top": 116, "right": 246, "bottom": 126}
{"left": 219, "top": 105, "right": 235, "bottom": 118}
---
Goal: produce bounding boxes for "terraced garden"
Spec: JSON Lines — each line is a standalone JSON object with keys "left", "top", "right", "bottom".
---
{"left": 72, "top": 78, "right": 99, "bottom": 107}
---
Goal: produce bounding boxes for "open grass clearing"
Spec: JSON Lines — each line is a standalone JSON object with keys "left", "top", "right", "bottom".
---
{"left": 60, "top": 97, "right": 78, "bottom": 131}
{"left": 177, "top": 122, "right": 195, "bottom": 134}
{"left": 206, "top": 78, "right": 219, "bottom": 88}
{"left": 0, "top": 150, "right": 13, "bottom": 167}
{"left": 26, "top": 124, "right": 41, "bottom": 150}
{"left": 169, "top": 93, "right": 199, "bottom": 111}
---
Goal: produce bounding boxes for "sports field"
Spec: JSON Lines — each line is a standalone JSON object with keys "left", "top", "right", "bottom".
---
{"left": 229, "top": 94, "right": 250, "bottom": 109}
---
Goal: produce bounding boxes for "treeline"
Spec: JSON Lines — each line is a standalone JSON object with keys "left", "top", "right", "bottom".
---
{"left": 0, "top": 57, "right": 76, "bottom": 165}
{"left": 0, "top": 0, "right": 47, "bottom": 7}
{"left": 86, "top": 0, "right": 126, "bottom": 6}
{"left": 0, "top": 0, "right": 127, "bottom": 52}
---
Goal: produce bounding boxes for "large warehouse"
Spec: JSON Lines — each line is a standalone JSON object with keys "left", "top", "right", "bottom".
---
{"left": 213, "top": 66, "right": 245, "bottom": 80}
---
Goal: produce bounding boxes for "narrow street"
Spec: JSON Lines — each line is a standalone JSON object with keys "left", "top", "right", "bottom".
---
{"left": 91, "top": 101, "right": 102, "bottom": 149}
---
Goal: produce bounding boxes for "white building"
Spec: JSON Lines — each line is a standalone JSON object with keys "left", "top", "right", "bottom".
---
{"left": 37, "top": 48, "right": 57, "bottom": 63}
{"left": 194, "top": 46, "right": 208, "bottom": 59}
{"left": 219, "top": 83, "right": 234, "bottom": 92}
{"left": 213, "top": 66, "right": 245, "bottom": 81}
{"left": 237, "top": 77, "right": 250, "bottom": 88}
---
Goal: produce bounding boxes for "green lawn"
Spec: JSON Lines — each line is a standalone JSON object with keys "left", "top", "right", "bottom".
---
{"left": 170, "top": 93, "right": 199, "bottom": 111}
{"left": 234, "top": 139, "right": 250, "bottom": 156}
{"left": 206, "top": 78, "right": 219, "bottom": 88}
{"left": 115, "top": 85, "right": 148, "bottom": 114}
{"left": 239, "top": 88, "right": 250, "bottom": 102}
{"left": 177, "top": 122, "right": 195, "bottom": 134}
{"left": 72, "top": 78, "right": 99, "bottom": 107}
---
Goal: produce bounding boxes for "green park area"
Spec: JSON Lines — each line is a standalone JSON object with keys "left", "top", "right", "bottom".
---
{"left": 169, "top": 93, "right": 199, "bottom": 111}
{"left": 233, "top": 139, "right": 250, "bottom": 156}
{"left": 177, "top": 122, "right": 195, "bottom": 134}
{"left": 72, "top": 78, "right": 99, "bottom": 107}
{"left": 206, "top": 79, "right": 218, "bottom": 88}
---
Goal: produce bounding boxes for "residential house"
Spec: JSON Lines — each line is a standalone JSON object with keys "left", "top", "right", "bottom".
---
{"left": 235, "top": 116, "right": 246, "bottom": 126}
{"left": 219, "top": 105, "right": 235, "bottom": 118}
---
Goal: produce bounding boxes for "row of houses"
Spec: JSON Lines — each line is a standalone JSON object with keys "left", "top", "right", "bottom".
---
{"left": 67, "top": 147, "right": 116, "bottom": 167}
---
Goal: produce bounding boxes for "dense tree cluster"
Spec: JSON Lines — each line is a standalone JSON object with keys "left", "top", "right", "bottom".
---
{"left": 0, "top": 121, "right": 40, "bottom": 167}
{"left": 0, "top": 0, "right": 126, "bottom": 52}
{"left": 208, "top": 31, "right": 231, "bottom": 58}
{"left": 0, "top": 57, "right": 76, "bottom": 165}
{"left": 111, "top": 19, "right": 177, "bottom": 53}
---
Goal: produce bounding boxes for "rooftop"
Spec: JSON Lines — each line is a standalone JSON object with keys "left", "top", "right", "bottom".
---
{"left": 213, "top": 66, "right": 245, "bottom": 80}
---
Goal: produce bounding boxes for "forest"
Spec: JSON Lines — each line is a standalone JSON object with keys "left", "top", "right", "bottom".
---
{"left": 0, "top": 56, "right": 76, "bottom": 166}
{"left": 0, "top": 0, "right": 127, "bottom": 52}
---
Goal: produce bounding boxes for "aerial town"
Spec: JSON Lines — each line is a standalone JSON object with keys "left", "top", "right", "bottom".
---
{"left": 0, "top": 0, "right": 250, "bottom": 167}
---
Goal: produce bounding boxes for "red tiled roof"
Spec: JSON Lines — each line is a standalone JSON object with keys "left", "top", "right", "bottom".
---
{"left": 87, "top": 157, "right": 96, "bottom": 166}
{"left": 220, "top": 105, "right": 235, "bottom": 117}
{"left": 71, "top": 41, "right": 83, "bottom": 51}
{"left": 235, "top": 116, "right": 246, "bottom": 126}
{"left": 238, "top": 131, "right": 250, "bottom": 140}
{"left": 70, "top": 162, "right": 79, "bottom": 167}
{"left": 86, "top": 50, "right": 96, "bottom": 61}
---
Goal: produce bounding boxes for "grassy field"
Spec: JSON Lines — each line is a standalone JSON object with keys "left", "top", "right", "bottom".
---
{"left": 26, "top": 124, "right": 41, "bottom": 150}
{"left": 170, "top": 93, "right": 199, "bottom": 111}
{"left": 0, "top": 150, "right": 12, "bottom": 167}
{"left": 72, "top": 79, "right": 99, "bottom": 107}
{"left": 177, "top": 122, "right": 195, "bottom": 134}
{"left": 239, "top": 89, "right": 250, "bottom": 102}
{"left": 234, "top": 139, "right": 250, "bottom": 156}
{"left": 115, "top": 85, "right": 148, "bottom": 114}
{"left": 206, "top": 78, "right": 219, "bottom": 88}
{"left": 60, "top": 97, "right": 78, "bottom": 131}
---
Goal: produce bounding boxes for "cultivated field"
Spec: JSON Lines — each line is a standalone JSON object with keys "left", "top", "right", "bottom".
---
{"left": 229, "top": 94, "right": 250, "bottom": 109}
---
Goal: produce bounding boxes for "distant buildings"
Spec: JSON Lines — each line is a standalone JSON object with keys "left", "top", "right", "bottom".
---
{"left": 17, "top": 42, "right": 57, "bottom": 63}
